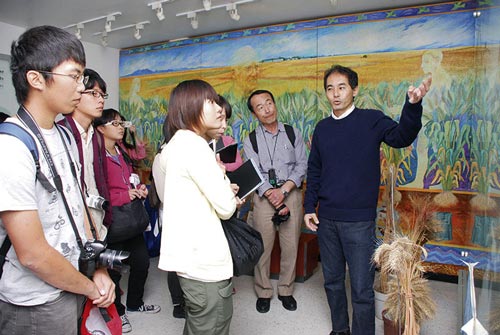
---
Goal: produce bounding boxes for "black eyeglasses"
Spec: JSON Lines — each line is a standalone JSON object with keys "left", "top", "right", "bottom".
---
{"left": 104, "top": 120, "right": 132, "bottom": 128}
{"left": 37, "top": 70, "right": 89, "bottom": 85}
{"left": 82, "top": 90, "right": 109, "bottom": 100}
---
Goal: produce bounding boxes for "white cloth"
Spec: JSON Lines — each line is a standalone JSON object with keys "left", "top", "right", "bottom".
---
{"left": 74, "top": 121, "right": 106, "bottom": 239}
{"left": 151, "top": 144, "right": 165, "bottom": 204}
{"left": 0, "top": 118, "right": 86, "bottom": 305}
{"left": 158, "top": 130, "right": 236, "bottom": 282}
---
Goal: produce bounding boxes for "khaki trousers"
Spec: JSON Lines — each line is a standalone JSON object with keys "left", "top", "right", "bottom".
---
{"left": 179, "top": 277, "right": 233, "bottom": 335}
{"left": 251, "top": 188, "right": 302, "bottom": 298}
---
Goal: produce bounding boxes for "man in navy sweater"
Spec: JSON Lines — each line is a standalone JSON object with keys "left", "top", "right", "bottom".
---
{"left": 303, "top": 65, "right": 431, "bottom": 335}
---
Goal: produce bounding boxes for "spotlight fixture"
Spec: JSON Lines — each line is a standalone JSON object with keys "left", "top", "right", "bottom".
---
{"left": 101, "top": 32, "right": 108, "bottom": 47}
{"left": 176, "top": 0, "right": 254, "bottom": 22}
{"left": 187, "top": 12, "right": 199, "bottom": 29}
{"left": 93, "top": 21, "right": 150, "bottom": 45}
{"left": 75, "top": 23, "right": 84, "bottom": 40}
{"left": 202, "top": 0, "right": 211, "bottom": 11}
{"left": 105, "top": 14, "right": 116, "bottom": 32}
{"left": 227, "top": 3, "right": 240, "bottom": 21}
{"left": 156, "top": 5, "right": 165, "bottom": 21}
{"left": 134, "top": 23, "right": 144, "bottom": 40}
{"left": 64, "top": 12, "right": 122, "bottom": 37}
{"left": 148, "top": 1, "right": 173, "bottom": 21}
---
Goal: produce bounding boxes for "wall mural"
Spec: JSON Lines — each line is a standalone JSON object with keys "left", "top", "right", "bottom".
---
{"left": 119, "top": 0, "right": 500, "bottom": 276}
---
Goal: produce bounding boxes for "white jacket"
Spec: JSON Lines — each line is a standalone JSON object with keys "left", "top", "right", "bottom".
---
{"left": 158, "top": 130, "right": 236, "bottom": 281}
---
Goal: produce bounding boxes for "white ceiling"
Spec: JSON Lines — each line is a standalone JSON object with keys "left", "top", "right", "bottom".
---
{"left": 0, "top": 0, "right": 448, "bottom": 49}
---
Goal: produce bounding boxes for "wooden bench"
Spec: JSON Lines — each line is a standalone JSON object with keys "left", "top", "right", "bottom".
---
{"left": 270, "top": 232, "right": 319, "bottom": 282}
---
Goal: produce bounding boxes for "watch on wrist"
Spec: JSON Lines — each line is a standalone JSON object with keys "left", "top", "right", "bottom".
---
{"left": 281, "top": 189, "right": 289, "bottom": 197}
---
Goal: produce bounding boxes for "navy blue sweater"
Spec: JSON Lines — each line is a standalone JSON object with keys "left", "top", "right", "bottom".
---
{"left": 303, "top": 98, "right": 422, "bottom": 222}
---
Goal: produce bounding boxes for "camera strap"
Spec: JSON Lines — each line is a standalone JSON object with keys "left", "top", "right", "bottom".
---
{"left": 17, "top": 106, "right": 97, "bottom": 249}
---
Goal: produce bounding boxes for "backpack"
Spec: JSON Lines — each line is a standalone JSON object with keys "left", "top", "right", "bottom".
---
{"left": 248, "top": 124, "right": 296, "bottom": 154}
{"left": 147, "top": 172, "right": 161, "bottom": 209}
{"left": 0, "top": 122, "right": 70, "bottom": 279}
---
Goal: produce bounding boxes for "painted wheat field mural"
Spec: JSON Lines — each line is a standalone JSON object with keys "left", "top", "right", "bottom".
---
{"left": 119, "top": 1, "right": 500, "bottom": 277}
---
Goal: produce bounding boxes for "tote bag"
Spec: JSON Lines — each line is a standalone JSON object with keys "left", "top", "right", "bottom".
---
{"left": 221, "top": 217, "right": 264, "bottom": 276}
{"left": 108, "top": 198, "right": 149, "bottom": 243}
{"left": 80, "top": 300, "right": 121, "bottom": 335}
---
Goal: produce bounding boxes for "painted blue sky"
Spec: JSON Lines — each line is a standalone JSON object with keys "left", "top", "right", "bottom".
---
{"left": 119, "top": 8, "right": 497, "bottom": 77}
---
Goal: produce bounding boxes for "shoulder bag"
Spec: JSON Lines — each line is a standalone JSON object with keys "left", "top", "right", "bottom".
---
{"left": 108, "top": 198, "right": 150, "bottom": 243}
{"left": 221, "top": 216, "right": 264, "bottom": 276}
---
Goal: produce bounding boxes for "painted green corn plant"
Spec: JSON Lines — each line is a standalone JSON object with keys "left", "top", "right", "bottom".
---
{"left": 469, "top": 78, "right": 500, "bottom": 210}
{"left": 119, "top": 95, "right": 168, "bottom": 167}
{"left": 422, "top": 76, "right": 473, "bottom": 207}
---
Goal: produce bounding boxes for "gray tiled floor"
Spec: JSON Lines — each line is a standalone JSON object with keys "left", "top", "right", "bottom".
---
{"left": 120, "top": 257, "right": 463, "bottom": 334}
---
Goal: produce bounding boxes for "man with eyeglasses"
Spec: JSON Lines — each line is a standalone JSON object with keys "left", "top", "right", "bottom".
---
{"left": 58, "top": 68, "right": 110, "bottom": 241}
{"left": 0, "top": 26, "right": 115, "bottom": 335}
{"left": 243, "top": 90, "right": 308, "bottom": 314}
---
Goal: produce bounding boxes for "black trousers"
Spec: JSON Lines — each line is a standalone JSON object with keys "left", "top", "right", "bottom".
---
{"left": 167, "top": 271, "right": 184, "bottom": 305}
{"left": 108, "top": 233, "right": 150, "bottom": 316}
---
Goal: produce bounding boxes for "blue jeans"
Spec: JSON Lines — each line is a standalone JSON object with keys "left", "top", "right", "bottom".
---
{"left": 317, "top": 218, "right": 375, "bottom": 335}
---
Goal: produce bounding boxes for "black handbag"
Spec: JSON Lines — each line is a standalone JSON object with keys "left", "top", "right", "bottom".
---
{"left": 108, "top": 198, "right": 150, "bottom": 243}
{"left": 221, "top": 217, "right": 264, "bottom": 276}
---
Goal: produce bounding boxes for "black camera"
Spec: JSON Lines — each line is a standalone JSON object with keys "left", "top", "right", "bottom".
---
{"left": 86, "top": 194, "right": 109, "bottom": 211}
{"left": 79, "top": 240, "right": 130, "bottom": 278}
{"left": 272, "top": 204, "right": 290, "bottom": 227}
{"left": 268, "top": 168, "right": 277, "bottom": 188}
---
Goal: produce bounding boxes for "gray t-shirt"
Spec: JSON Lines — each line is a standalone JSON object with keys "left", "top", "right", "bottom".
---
{"left": 0, "top": 119, "right": 86, "bottom": 305}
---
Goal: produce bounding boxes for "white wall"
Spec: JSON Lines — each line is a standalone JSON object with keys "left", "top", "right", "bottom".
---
{"left": 0, "top": 21, "right": 120, "bottom": 111}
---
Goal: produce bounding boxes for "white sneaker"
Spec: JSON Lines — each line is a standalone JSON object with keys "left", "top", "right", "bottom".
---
{"left": 121, "top": 314, "right": 132, "bottom": 333}
{"left": 127, "top": 304, "right": 161, "bottom": 314}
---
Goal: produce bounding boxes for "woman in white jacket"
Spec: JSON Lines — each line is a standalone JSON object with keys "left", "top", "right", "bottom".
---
{"left": 158, "top": 79, "right": 241, "bottom": 335}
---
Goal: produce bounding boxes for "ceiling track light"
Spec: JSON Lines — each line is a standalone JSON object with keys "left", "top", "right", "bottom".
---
{"left": 93, "top": 21, "right": 150, "bottom": 45}
{"left": 176, "top": 0, "right": 254, "bottom": 21}
{"left": 202, "top": 0, "right": 211, "bottom": 11}
{"left": 101, "top": 32, "right": 108, "bottom": 47}
{"left": 63, "top": 12, "right": 122, "bottom": 34}
{"left": 75, "top": 23, "right": 84, "bottom": 39}
{"left": 187, "top": 12, "right": 199, "bottom": 29}
{"left": 134, "top": 23, "right": 144, "bottom": 40}
{"left": 148, "top": 0, "right": 176, "bottom": 21}
{"left": 105, "top": 14, "right": 116, "bottom": 32}
{"left": 156, "top": 5, "right": 165, "bottom": 21}
{"left": 226, "top": 4, "right": 240, "bottom": 21}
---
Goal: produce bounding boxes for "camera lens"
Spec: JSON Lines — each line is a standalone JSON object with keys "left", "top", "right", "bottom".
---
{"left": 99, "top": 198, "right": 110, "bottom": 211}
{"left": 98, "top": 249, "right": 130, "bottom": 271}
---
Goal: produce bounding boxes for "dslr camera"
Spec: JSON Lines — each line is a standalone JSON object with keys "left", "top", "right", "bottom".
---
{"left": 86, "top": 194, "right": 109, "bottom": 211}
{"left": 272, "top": 204, "right": 290, "bottom": 227}
{"left": 79, "top": 240, "right": 130, "bottom": 278}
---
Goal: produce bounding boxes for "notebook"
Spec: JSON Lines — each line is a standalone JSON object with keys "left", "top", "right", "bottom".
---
{"left": 227, "top": 158, "right": 264, "bottom": 199}
{"left": 216, "top": 142, "right": 238, "bottom": 163}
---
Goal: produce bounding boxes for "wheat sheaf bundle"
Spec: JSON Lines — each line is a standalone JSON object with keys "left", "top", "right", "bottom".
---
{"left": 372, "top": 195, "right": 440, "bottom": 335}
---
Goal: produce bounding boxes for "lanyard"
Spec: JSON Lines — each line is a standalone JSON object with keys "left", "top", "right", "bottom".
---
{"left": 17, "top": 106, "right": 98, "bottom": 248}
{"left": 260, "top": 124, "right": 279, "bottom": 167}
